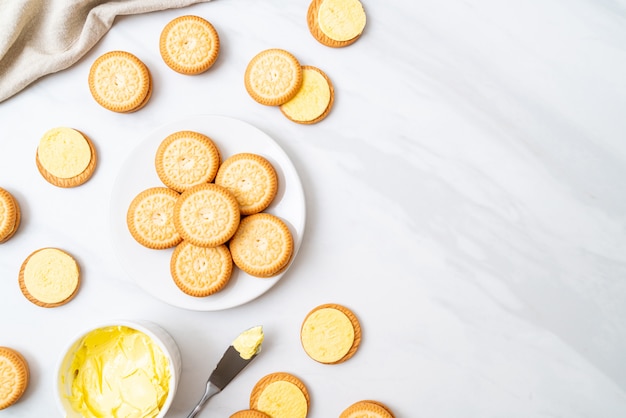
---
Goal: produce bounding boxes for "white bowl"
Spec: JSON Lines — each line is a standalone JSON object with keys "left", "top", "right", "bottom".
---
{"left": 56, "top": 320, "right": 182, "bottom": 418}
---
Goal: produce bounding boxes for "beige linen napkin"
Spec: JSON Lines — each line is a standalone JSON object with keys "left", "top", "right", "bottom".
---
{"left": 0, "top": 0, "right": 212, "bottom": 103}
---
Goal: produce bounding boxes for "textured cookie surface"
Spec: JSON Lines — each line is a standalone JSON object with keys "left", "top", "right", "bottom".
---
{"left": 280, "top": 66, "right": 334, "bottom": 124}
{"left": 0, "top": 187, "right": 20, "bottom": 243}
{"left": 88, "top": 50, "right": 151, "bottom": 112}
{"left": 230, "top": 410, "right": 271, "bottom": 418}
{"left": 170, "top": 241, "right": 232, "bottom": 297}
{"left": 160, "top": 15, "right": 220, "bottom": 75}
{"left": 229, "top": 213, "right": 293, "bottom": 278}
{"left": 215, "top": 153, "right": 278, "bottom": 215}
{"left": 300, "top": 303, "right": 361, "bottom": 364}
{"left": 339, "top": 400, "right": 395, "bottom": 418}
{"left": 0, "top": 347, "right": 29, "bottom": 410}
{"left": 36, "top": 127, "right": 97, "bottom": 188}
{"left": 155, "top": 130, "right": 221, "bottom": 192}
{"left": 307, "top": 0, "right": 365, "bottom": 47}
{"left": 250, "top": 372, "right": 309, "bottom": 418}
{"left": 18, "top": 247, "right": 80, "bottom": 308}
{"left": 174, "top": 183, "right": 240, "bottom": 247}
{"left": 244, "top": 49, "right": 303, "bottom": 106}
{"left": 127, "top": 187, "right": 182, "bottom": 249}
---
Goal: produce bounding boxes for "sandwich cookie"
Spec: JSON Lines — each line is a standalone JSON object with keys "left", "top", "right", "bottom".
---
{"left": 160, "top": 15, "right": 220, "bottom": 75}
{"left": 127, "top": 187, "right": 182, "bottom": 249}
{"left": 244, "top": 48, "right": 303, "bottom": 106}
{"left": 170, "top": 241, "right": 233, "bottom": 297}
{"left": 280, "top": 66, "right": 334, "bottom": 124}
{"left": 339, "top": 400, "right": 395, "bottom": 418}
{"left": 0, "top": 347, "right": 29, "bottom": 410}
{"left": 250, "top": 372, "right": 310, "bottom": 418}
{"left": 0, "top": 187, "right": 20, "bottom": 243}
{"left": 307, "top": 0, "right": 366, "bottom": 47}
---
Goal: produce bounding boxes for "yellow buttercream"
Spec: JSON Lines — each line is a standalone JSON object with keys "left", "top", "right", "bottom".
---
{"left": 318, "top": 0, "right": 366, "bottom": 42}
{"left": 232, "top": 326, "right": 264, "bottom": 360}
{"left": 280, "top": 68, "right": 331, "bottom": 122}
{"left": 67, "top": 326, "right": 170, "bottom": 418}
{"left": 23, "top": 248, "right": 78, "bottom": 303}
{"left": 301, "top": 307, "right": 354, "bottom": 363}
{"left": 257, "top": 381, "right": 308, "bottom": 418}
{"left": 38, "top": 127, "right": 91, "bottom": 178}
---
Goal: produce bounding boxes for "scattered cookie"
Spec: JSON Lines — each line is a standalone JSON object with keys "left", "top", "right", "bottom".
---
{"left": 230, "top": 411, "right": 271, "bottom": 418}
{"left": 0, "top": 347, "right": 29, "bottom": 410}
{"left": 280, "top": 66, "right": 334, "bottom": 124}
{"left": 88, "top": 50, "right": 152, "bottom": 113}
{"left": 339, "top": 400, "right": 395, "bottom": 418}
{"left": 35, "top": 127, "right": 97, "bottom": 188}
{"left": 229, "top": 213, "right": 293, "bottom": 278}
{"left": 215, "top": 153, "right": 278, "bottom": 215}
{"left": 0, "top": 187, "right": 20, "bottom": 243}
{"left": 155, "top": 130, "right": 221, "bottom": 192}
{"left": 307, "top": 0, "right": 366, "bottom": 47}
{"left": 18, "top": 247, "right": 80, "bottom": 308}
{"left": 170, "top": 241, "right": 232, "bottom": 297}
{"left": 174, "top": 183, "right": 240, "bottom": 248}
{"left": 160, "top": 15, "right": 220, "bottom": 75}
{"left": 300, "top": 303, "right": 361, "bottom": 364}
{"left": 127, "top": 187, "right": 182, "bottom": 249}
{"left": 250, "top": 372, "right": 309, "bottom": 418}
{"left": 244, "top": 48, "right": 303, "bottom": 106}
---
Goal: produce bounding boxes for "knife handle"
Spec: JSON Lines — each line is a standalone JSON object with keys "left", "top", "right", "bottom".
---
{"left": 186, "top": 381, "right": 221, "bottom": 418}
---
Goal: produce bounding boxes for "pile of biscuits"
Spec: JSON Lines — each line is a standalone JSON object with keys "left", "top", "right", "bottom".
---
{"left": 126, "top": 130, "right": 294, "bottom": 297}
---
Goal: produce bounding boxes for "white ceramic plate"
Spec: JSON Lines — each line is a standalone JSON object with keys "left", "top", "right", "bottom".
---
{"left": 110, "top": 115, "right": 306, "bottom": 311}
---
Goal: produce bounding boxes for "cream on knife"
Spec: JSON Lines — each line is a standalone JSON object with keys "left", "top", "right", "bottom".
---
{"left": 187, "top": 326, "right": 264, "bottom": 418}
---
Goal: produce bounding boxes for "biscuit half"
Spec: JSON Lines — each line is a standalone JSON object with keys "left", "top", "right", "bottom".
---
{"left": 230, "top": 411, "right": 271, "bottom": 418}
{"left": 280, "top": 66, "right": 334, "bottom": 124}
{"left": 300, "top": 303, "right": 361, "bottom": 364}
{"left": 35, "top": 127, "right": 97, "bottom": 188}
{"left": 229, "top": 213, "right": 293, "bottom": 278}
{"left": 0, "top": 347, "right": 29, "bottom": 410}
{"left": 307, "top": 0, "right": 366, "bottom": 47}
{"left": 244, "top": 49, "right": 303, "bottom": 106}
{"left": 170, "top": 241, "right": 233, "bottom": 297}
{"left": 249, "top": 372, "right": 310, "bottom": 418}
{"left": 127, "top": 187, "right": 182, "bottom": 249}
{"left": 339, "top": 400, "right": 395, "bottom": 418}
{"left": 18, "top": 247, "right": 80, "bottom": 308}
{"left": 0, "top": 187, "right": 20, "bottom": 243}
{"left": 215, "top": 153, "right": 278, "bottom": 215}
{"left": 160, "top": 15, "right": 220, "bottom": 75}
{"left": 155, "top": 130, "right": 222, "bottom": 192}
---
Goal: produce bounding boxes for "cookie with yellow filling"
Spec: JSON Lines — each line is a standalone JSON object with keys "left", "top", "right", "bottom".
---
{"left": 280, "top": 66, "right": 334, "bottom": 124}
{"left": 0, "top": 187, "right": 20, "bottom": 243}
{"left": 155, "top": 130, "right": 222, "bottom": 192}
{"left": 36, "top": 127, "right": 97, "bottom": 188}
{"left": 307, "top": 0, "right": 366, "bottom": 47}
{"left": 0, "top": 347, "right": 29, "bottom": 410}
{"left": 170, "top": 241, "right": 232, "bottom": 297}
{"left": 18, "top": 247, "right": 80, "bottom": 308}
{"left": 215, "top": 153, "right": 278, "bottom": 215}
{"left": 339, "top": 400, "right": 395, "bottom": 418}
{"left": 244, "top": 49, "right": 303, "bottom": 106}
{"left": 249, "top": 372, "right": 310, "bottom": 418}
{"left": 160, "top": 15, "right": 220, "bottom": 75}
{"left": 127, "top": 187, "right": 182, "bottom": 249}
{"left": 300, "top": 303, "right": 361, "bottom": 364}
{"left": 230, "top": 410, "right": 270, "bottom": 418}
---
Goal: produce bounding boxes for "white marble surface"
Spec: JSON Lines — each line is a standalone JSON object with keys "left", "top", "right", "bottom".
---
{"left": 1, "top": 0, "right": 626, "bottom": 417}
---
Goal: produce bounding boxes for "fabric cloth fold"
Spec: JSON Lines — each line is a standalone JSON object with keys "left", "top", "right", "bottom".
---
{"left": 0, "top": 0, "right": 212, "bottom": 103}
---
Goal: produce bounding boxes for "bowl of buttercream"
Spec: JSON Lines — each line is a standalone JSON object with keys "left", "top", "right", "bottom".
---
{"left": 55, "top": 320, "right": 181, "bottom": 418}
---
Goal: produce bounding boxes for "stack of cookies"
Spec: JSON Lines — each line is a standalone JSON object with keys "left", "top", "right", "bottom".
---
{"left": 126, "top": 130, "right": 294, "bottom": 297}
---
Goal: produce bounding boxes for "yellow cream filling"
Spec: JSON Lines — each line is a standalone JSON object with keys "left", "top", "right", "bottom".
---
{"left": 301, "top": 307, "right": 354, "bottom": 363}
{"left": 38, "top": 127, "right": 91, "bottom": 178}
{"left": 23, "top": 248, "right": 78, "bottom": 303}
{"left": 67, "top": 326, "right": 170, "bottom": 418}
{"left": 232, "top": 326, "right": 264, "bottom": 360}
{"left": 257, "top": 381, "right": 307, "bottom": 418}
{"left": 280, "top": 69, "right": 331, "bottom": 122}
{"left": 318, "top": 0, "right": 366, "bottom": 41}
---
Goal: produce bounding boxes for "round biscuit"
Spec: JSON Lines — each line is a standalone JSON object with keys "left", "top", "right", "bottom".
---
{"left": 0, "top": 188, "right": 20, "bottom": 243}
{"left": 174, "top": 183, "right": 240, "bottom": 247}
{"left": 244, "top": 48, "right": 303, "bottom": 106}
{"left": 0, "top": 347, "right": 29, "bottom": 410}
{"left": 170, "top": 241, "right": 233, "bottom": 297}
{"left": 88, "top": 50, "right": 151, "bottom": 113}
{"left": 230, "top": 410, "right": 271, "bottom": 418}
{"left": 155, "top": 130, "right": 221, "bottom": 192}
{"left": 280, "top": 65, "right": 334, "bottom": 124}
{"left": 127, "top": 187, "right": 182, "bottom": 249}
{"left": 160, "top": 15, "right": 220, "bottom": 75}
{"left": 339, "top": 400, "right": 395, "bottom": 418}
{"left": 229, "top": 213, "right": 293, "bottom": 278}
{"left": 307, "top": 0, "right": 365, "bottom": 48}
{"left": 249, "top": 372, "right": 310, "bottom": 417}
{"left": 215, "top": 153, "right": 278, "bottom": 215}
